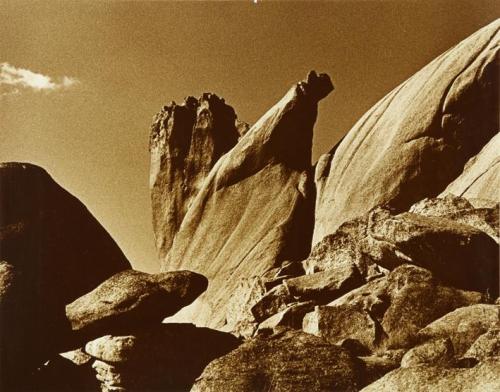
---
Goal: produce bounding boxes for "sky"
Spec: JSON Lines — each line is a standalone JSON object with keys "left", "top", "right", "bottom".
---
{"left": 1, "top": 0, "right": 498, "bottom": 272}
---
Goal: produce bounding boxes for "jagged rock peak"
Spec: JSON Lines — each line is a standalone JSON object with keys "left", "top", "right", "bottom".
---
{"left": 149, "top": 92, "right": 241, "bottom": 259}
{"left": 149, "top": 92, "right": 239, "bottom": 152}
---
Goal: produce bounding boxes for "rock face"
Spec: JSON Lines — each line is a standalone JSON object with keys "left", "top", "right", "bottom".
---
{"left": 162, "top": 71, "right": 333, "bottom": 330}
{"left": 150, "top": 94, "right": 240, "bottom": 259}
{"left": 191, "top": 330, "right": 362, "bottom": 392}
{"left": 441, "top": 132, "right": 500, "bottom": 201}
{"left": 302, "top": 265, "right": 485, "bottom": 351}
{"left": 66, "top": 270, "right": 207, "bottom": 339}
{"left": 0, "top": 162, "right": 130, "bottom": 389}
{"left": 84, "top": 324, "right": 240, "bottom": 391}
{"left": 314, "top": 20, "right": 499, "bottom": 244}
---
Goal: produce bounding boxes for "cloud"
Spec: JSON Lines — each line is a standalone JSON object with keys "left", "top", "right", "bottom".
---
{"left": 0, "top": 62, "right": 79, "bottom": 95}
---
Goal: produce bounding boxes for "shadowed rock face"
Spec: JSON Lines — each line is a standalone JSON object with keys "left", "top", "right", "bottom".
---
{"left": 150, "top": 94, "right": 240, "bottom": 259}
{"left": 161, "top": 71, "right": 333, "bottom": 330}
{"left": 84, "top": 324, "right": 240, "bottom": 391}
{"left": 0, "top": 162, "right": 130, "bottom": 390}
{"left": 314, "top": 20, "right": 500, "bottom": 245}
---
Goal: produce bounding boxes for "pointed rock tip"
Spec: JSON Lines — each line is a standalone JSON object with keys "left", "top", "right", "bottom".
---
{"left": 300, "top": 71, "right": 334, "bottom": 102}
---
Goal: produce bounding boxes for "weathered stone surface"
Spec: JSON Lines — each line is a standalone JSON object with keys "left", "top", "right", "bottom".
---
{"left": 66, "top": 270, "right": 207, "bottom": 338}
{"left": 361, "top": 359, "right": 500, "bottom": 392}
{"left": 192, "top": 330, "right": 362, "bottom": 392}
{"left": 357, "top": 355, "right": 400, "bottom": 388}
{"left": 401, "top": 338, "right": 455, "bottom": 368}
{"left": 462, "top": 328, "right": 500, "bottom": 362}
{"left": 251, "top": 284, "right": 293, "bottom": 323}
{"left": 304, "top": 216, "right": 386, "bottom": 280}
{"left": 286, "top": 261, "right": 363, "bottom": 302}
{"left": 303, "top": 303, "right": 380, "bottom": 351}
{"left": 442, "top": 132, "right": 500, "bottom": 201}
{"left": 224, "top": 261, "right": 304, "bottom": 338}
{"left": 150, "top": 94, "right": 240, "bottom": 259}
{"left": 60, "top": 348, "right": 93, "bottom": 366}
{"left": 306, "top": 207, "right": 498, "bottom": 296}
{"left": 410, "top": 195, "right": 499, "bottom": 242}
{"left": 314, "top": 20, "right": 500, "bottom": 245}
{"left": 249, "top": 261, "right": 351, "bottom": 324}
{"left": 86, "top": 324, "right": 240, "bottom": 391}
{"left": 417, "top": 304, "right": 500, "bottom": 357}
{"left": 257, "top": 302, "right": 314, "bottom": 335}
{"left": 303, "top": 265, "right": 484, "bottom": 352}
{"left": 0, "top": 162, "right": 130, "bottom": 389}
{"left": 86, "top": 336, "right": 138, "bottom": 363}
{"left": 162, "top": 71, "right": 333, "bottom": 330}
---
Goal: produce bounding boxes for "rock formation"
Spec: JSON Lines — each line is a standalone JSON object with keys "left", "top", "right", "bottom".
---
{"left": 160, "top": 71, "right": 333, "bottom": 332}
{"left": 66, "top": 270, "right": 207, "bottom": 340}
{"left": 0, "top": 162, "right": 131, "bottom": 390}
{"left": 2, "top": 18, "right": 500, "bottom": 392}
{"left": 305, "top": 206, "right": 498, "bottom": 296}
{"left": 150, "top": 94, "right": 240, "bottom": 259}
{"left": 313, "top": 19, "right": 499, "bottom": 245}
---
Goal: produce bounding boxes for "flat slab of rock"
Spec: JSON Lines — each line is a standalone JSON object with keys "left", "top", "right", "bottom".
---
{"left": 314, "top": 20, "right": 500, "bottom": 245}
{"left": 162, "top": 71, "right": 333, "bottom": 330}
{"left": 66, "top": 270, "right": 207, "bottom": 338}
{"left": 303, "top": 265, "right": 484, "bottom": 352}
{"left": 192, "top": 330, "right": 361, "bottom": 392}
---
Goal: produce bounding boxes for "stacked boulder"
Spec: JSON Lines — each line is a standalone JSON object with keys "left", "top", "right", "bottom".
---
{"left": 64, "top": 269, "right": 240, "bottom": 391}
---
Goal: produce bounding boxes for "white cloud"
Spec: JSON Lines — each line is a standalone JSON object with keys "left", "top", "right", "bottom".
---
{"left": 0, "top": 62, "right": 79, "bottom": 95}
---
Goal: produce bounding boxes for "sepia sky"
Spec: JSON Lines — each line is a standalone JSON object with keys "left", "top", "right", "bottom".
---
{"left": 1, "top": 1, "right": 498, "bottom": 272}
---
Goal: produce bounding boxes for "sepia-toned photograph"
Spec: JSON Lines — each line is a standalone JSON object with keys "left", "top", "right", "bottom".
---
{"left": 1, "top": 0, "right": 499, "bottom": 390}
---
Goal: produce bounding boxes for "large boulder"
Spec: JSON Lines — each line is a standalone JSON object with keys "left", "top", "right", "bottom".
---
{"left": 409, "top": 195, "right": 499, "bottom": 242}
{"left": 66, "top": 270, "right": 207, "bottom": 339}
{"left": 162, "top": 71, "right": 333, "bottom": 330}
{"left": 150, "top": 94, "right": 240, "bottom": 259}
{"left": 0, "top": 162, "right": 130, "bottom": 389}
{"left": 191, "top": 330, "right": 362, "bottom": 392}
{"left": 361, "top": 359, "right": 500, "bottom": 392}
{"left": 314, "top": 20, "right": 499, "bottom": 244}
{"left": 305, "top": 207, "right": 498, "bottom": 296}
{"left": 303, "top": 265, "right": 485, "bottom": 352}
{"left": 441, "top": 132, "right": 500, "bottom": 201}
{"left": 417, "top": 304, "right": 500, "bottom": 357}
